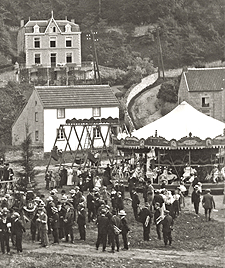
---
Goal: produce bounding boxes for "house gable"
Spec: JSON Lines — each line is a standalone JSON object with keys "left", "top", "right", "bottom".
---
{"left": 44, "top": 14, "right": 62, "bottom": 34}
{"left": 178, "top": 67, "right": 225, "bottom": 122}
{"left": 12, "top": 90, "right": 44, "bottom": 146}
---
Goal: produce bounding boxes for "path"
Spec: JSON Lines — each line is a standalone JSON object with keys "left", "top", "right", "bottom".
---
{"left": 127, "top": 69, "right": 182, "bottom": 129}
{"left": 21, "top": 242, "right": 224, "bottom": 267}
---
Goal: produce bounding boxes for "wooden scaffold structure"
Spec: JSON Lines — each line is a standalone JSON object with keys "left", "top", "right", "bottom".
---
{"left": 46, "top": 117, "right": 121, "bottom": 172}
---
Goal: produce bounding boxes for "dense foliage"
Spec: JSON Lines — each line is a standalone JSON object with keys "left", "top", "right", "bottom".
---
{"left": 0, "top": 81, "right": 34, "bottom": 145}
{"left": 0, "top": 0, "right": 224, "bottom": 68}
{"left": 157, "top": 77, "right": 180, "bottom": 103}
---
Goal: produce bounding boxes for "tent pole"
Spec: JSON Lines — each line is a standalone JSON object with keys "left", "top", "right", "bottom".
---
{"left": 188, "top": 149, "right": 191, "bottom": 167}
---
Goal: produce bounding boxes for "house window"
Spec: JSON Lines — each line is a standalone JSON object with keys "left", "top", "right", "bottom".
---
{"left": 65, "top": 24, "right": 71, "bottom": 33}
{"left": 35, "top": 131, "right": 39, "bottom": 141}
{"left": 66, "top": 53, "right": 72, "bottom": 63}
{"left": 92, "top": 107, "right": 101, "bottom": 117}
{"left": 35, "top": 101, "right": 37, "bottom": 106}
{"left": 57, "top": 128, "right": 65, "bottom": 140}
{"left": 202, "top": 97, "right": 209, "bottom": 107}
{"left": 50, "top": 53, "right": 56, "bottom": 67}
{"left": 50, "top": 37, "right": 56, "bottom": 47}
{"left": 35, "top": 112, "right": 38, "bottom": 122}
{"left": 93, "top": 126, "right": 101, "bottom": 139}
{"left": 57, "top": 108, "right": 65, "bottom": 118}
{"left": 66, "top": 37, "right": 72, "bottom": 47}
{"left": 33, "top": 24, "right": 40, "bottom": 33}
{"left": 53, "top": 26, "right": 56, "bottom": 32}
{"left": 34, "top": 54, "right": 41, "bottom": 64}
{"left": 34, "top": 37, "right": 40, "bottom": 48}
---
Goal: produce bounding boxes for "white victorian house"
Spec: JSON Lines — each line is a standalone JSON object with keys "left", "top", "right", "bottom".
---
{"left": 12, "top": 85, "right": 120, "bottom": 152}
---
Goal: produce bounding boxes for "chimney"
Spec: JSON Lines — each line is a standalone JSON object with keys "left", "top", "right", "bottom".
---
{"left": 20, "top": 20, "right": 24, "bottom": 27}
{"left": 71, "top": 19, "right": 75, "bottom": 23}
{"left": 65, "top": 16, "right": 67, "bottom": 21}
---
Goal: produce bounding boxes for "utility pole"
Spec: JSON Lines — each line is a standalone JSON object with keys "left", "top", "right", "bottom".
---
{"left": 157, "top": 27, "right": 165, "bottom": 80}
{"left": 86, "top": 31, "right": 101, "bottom": 84}
{"left": 98, "top": 0, "right": 102, "bottom": 19}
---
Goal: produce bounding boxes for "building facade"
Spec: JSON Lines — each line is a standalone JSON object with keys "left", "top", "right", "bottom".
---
{"left": 12, "top": 85, "right": 120, "bottom": 152}
{"left": 178, "top": 67, "right": 225, "bottom": 122}
{"left": 17, "top": 13, "right": 94, "bottom": 84}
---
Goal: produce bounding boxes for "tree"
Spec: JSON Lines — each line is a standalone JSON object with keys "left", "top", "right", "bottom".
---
{"left": 19, "top": 125, "right": 35, "bottom": 186}
{"left": 157, "top": 77, "right": 180, "bottom": 103}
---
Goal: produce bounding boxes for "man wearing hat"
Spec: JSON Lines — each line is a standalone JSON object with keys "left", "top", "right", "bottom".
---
{"left": 77, "top": 203, "right": 86, "bottom": 241}
{"left": 161, "top": 209, "right": 174, "bottom": 246}
{"left": 191, "top": 185, "right": 201, "bottom": 214}
{"left": 96, "top": 209, "right": 109, "bottom": 252}
{"left": 118, "top": 210, "right": 130, "bottom": 250}
{"left": 153, "top": 202, "right": 163, "bottom": 240}
{"left": 108, "top": 209, "right": 122, "bottom": 253}
{"left": 50, "top": 207, "right": 59, "bottom": 244}
{"left": 87, "top": 189, "right": 95, "bottom": 223}
{"left": 202, "top": 189, "right": 216, "bottom": 221}
{"left": 36, "top": 203, "right": 49, "bottom": 247}
{"left": 61, "top": 195, "right": 74, "bottom": 243}
{"left": 13, "top": 212, "right": 25, "bottom": 253}
{"left": 138, "top": 202, "right": 153, "bottom": 241}
{"left": 50, "top": 189, "right": 59, "bottom": 205}
{"left": 0, "top": 207, "right": 11, "bottom": 254}
{"left": 131, "top": 190, "right": 140, "bottom": 221}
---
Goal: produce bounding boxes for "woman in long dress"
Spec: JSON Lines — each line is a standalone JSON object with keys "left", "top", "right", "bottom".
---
{"left": 67, "top": 167, "right": 74, "bottom": 186}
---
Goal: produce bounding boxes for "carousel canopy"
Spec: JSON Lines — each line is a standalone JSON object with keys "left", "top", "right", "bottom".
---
{"left": 132, "top": 101, "right": 225, "bottom": 140}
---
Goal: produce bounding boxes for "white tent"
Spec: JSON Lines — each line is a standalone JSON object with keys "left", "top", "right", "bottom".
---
{"left": 132, "top": 101, "right": 225, "bottom": 140}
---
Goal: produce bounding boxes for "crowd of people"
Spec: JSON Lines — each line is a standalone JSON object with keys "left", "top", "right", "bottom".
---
{"left": 0, "top": 158, "right": 218, "bottom": 255}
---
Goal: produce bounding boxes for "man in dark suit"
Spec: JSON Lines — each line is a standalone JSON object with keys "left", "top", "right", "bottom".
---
{"left": 109, "top": 209, "right": 122, "bottom": 253}
{"left": 12, "top": 212, "right": 25, "bottom": 253}
{"left": 191, "top": 185, "right": 201, "bottom": 214}
{"left": 131, "top": 190, "right": 140, "bottom": 220}
{"left": 50, "top": 207, "right": 60, "bottom": 244}
{"left": 118, "top": 210, "right": 130, "bottom": 250}
{"left": 161, "top": 209, "right": 174, "bottom": 246}
{"left": 202, "top": 189, "right": 215, "bottom": 221}
{"left": 86, "top": 189, "right": 95, "bottom": 222}
{"left": 0, "top": 207, "right": 11, "bottom": 254}
{"left": 96, "top": 209, "right": 109, "bottom": 252}
{"left": 77, "top": 203, "right": 86, "bottom": 241}
{"left": 138, "top": 202, "right": 153, "bottom": 241}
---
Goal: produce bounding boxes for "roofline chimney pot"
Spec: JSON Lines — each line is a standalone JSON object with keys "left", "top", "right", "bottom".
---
{"left": 20, "top": 20, "right": 24, "bottom": 27}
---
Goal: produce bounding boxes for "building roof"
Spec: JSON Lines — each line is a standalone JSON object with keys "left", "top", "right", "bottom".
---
{"left": 184, "top": 67, "right": 225, "bottom": 92}
{"left": 132, "top": 101, "right": 225, "bottom": 140}
{"left": 35, "top": 85, "right": 119, "bottom": 109}
{"left": 24, "top": 18, "right": 80, "bottom": 33}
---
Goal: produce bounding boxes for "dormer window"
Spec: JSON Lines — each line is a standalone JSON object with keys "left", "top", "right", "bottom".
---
{"left": 65, "top": 23, "right": 71, "bottom": 33}
{"left": 33, "top": 24, "right": 40, "bottom": 33}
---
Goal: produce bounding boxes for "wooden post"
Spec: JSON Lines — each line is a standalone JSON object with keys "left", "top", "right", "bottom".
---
{"left": 157, "top": 28, "right": 165, "bottom": 80}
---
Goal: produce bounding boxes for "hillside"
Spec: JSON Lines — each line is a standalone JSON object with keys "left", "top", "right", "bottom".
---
{"left": 0, "top": 0, "right": 224, "bottom": 70}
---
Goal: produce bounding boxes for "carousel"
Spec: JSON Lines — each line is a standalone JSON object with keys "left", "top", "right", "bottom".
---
{"left": 113, "top": 102, "right": 225, "bottom": 193}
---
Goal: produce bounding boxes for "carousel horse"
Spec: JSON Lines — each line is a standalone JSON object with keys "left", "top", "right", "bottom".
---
{"left": 183, "top": 165, "right": 196, "bottom": 181}
{"left": 158, "top": 168, "right": 177, "bottom": 185}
